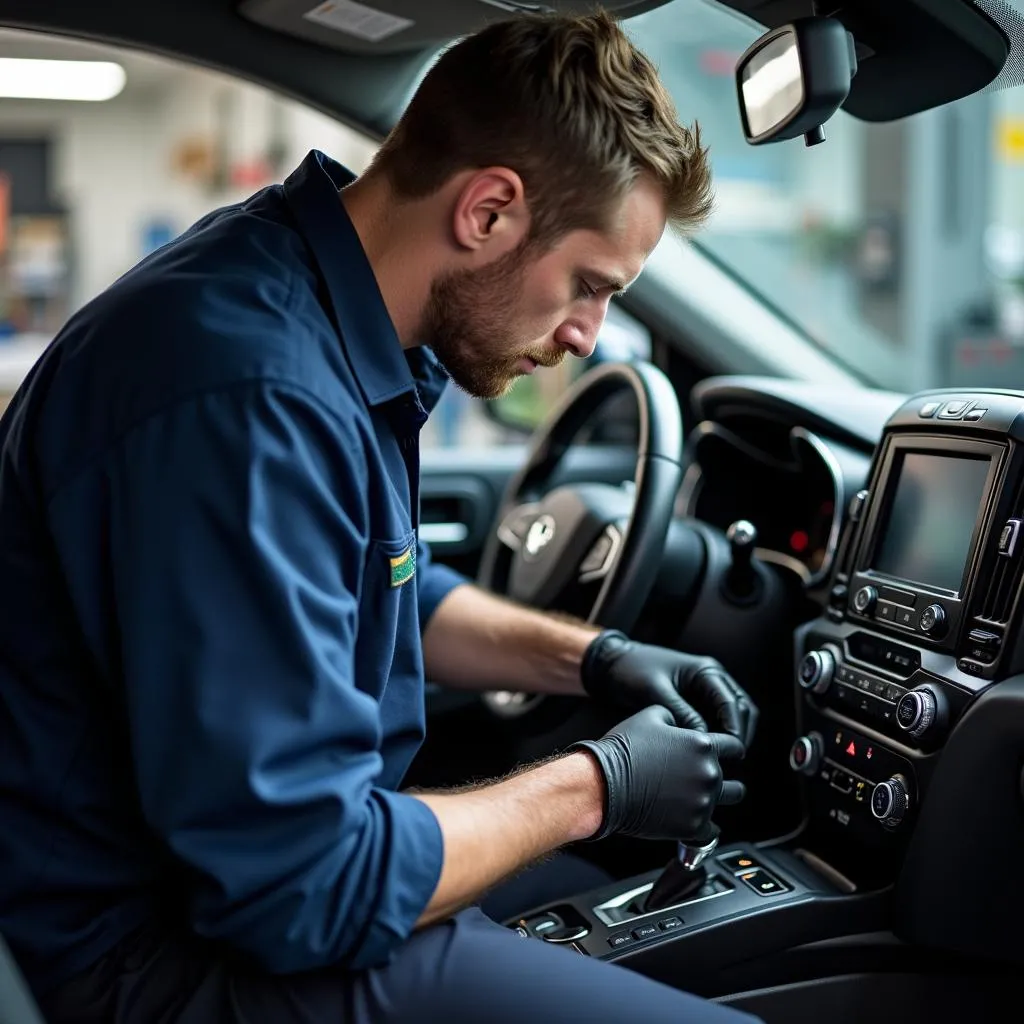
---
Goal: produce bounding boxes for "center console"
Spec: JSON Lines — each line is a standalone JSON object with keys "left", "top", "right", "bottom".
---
{"left": 795, "top": 391, "right": 1024, "bottom": 885}
{"left": 506, "top": 390, "right": 1024, "bottom": 990}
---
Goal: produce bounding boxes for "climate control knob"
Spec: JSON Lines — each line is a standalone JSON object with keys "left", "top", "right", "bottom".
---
{"left": 853, "top": 585, "right": 878, "bottom": 615}
{"left": 895, "top": 684, "right": 947, "bottom": 742}
{"left": 918, "top": 603, "right": 948, "bottom": 639}
{"left": 798, "top": 646, "right": 837, "bottom": 694}
{"left": 871, "top": 774, "right": 910, "bottom": 827}
{"left": 789, "top": 733, "right": 822, "bottom": 775}
{"left": 897, "top": 688, "right": 936, "bottom": 738}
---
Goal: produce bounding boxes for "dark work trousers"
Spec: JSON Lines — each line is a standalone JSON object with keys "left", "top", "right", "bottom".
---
{"left": 39, "top": 853, "right": 762, "bottom": 1024}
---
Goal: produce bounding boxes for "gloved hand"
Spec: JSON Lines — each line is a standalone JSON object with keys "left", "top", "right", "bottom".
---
{"left": 581, "top": 630, "right": 758, "bottom": 751}
{"left": 569, "top": 705, "right": 746, "bottom": 841}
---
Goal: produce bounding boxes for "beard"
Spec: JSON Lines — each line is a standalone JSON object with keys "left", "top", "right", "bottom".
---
{"left": 419, "top": 241, "right": 565, "bottom": 399}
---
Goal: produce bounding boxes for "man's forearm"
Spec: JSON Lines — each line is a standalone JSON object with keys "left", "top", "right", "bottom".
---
{"left": 421, "top": 583, "right": 599, "bottom": 695}
{"left": 410, "top": 751, "right": 604, "bottom": 926}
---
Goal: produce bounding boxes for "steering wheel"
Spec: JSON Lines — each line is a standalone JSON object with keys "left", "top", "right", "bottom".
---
{"left": 477, "top": 361, "right": 684, "bottom": 719}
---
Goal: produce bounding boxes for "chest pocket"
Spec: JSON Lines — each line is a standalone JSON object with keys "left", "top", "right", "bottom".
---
{"left": 354, "top": 530, "right": 421, "bottom": 704}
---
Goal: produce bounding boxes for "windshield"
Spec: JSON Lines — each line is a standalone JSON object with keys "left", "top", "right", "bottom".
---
{"left": 628, "top": 0, "right": 1024, "bottom": 394}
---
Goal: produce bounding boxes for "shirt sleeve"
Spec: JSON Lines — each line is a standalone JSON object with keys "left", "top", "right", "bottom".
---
{"left": 56, "top": 381, "right": 444, "bottom": 973}
{"left": 415, "top": 535, "right": 468, "bottom": 629}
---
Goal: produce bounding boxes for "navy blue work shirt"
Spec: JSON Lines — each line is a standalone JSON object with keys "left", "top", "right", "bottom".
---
{"left": 0, "top": 150, "right": 468, "bottom": 993}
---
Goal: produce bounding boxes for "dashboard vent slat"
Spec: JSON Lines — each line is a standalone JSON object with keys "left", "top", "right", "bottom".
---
{"left": 979, "top": 553, "right": 1016, "bottom": 624}
{"left": 973, "top": 476, "right": 1024, "bottom": 629}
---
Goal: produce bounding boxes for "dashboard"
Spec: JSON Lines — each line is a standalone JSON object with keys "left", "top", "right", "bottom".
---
{"left": 678, "top": 422, "right": 842, "bottom": 584}
{"left": 683, "top": 377, "right": 1024, "bottom": 968}
{"left": 678, "top": 382, "right": 889, "bottom": 588}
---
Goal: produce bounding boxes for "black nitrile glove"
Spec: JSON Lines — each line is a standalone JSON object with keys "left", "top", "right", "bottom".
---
{"left": 581, "top": 630, "right": 758, "bottom": 751}
{"left": 570, "top": 705, "right": 746, "bottom": 841}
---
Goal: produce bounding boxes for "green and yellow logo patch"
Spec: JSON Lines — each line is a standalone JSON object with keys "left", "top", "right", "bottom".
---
{"left": 389, "top": 546, "right": 416, "bottom": 588}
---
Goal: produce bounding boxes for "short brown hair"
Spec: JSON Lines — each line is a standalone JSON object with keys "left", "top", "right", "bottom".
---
{"left": 369, "top": 9, "right": 713, "bottom": 246}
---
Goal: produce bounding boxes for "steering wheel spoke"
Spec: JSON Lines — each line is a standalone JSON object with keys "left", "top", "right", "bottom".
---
{"left": 475, "top": 361, "right": 684, "bottom": 729}
{"left": 578, "top": 523, "right": 624, "bottom": 584}
{"left": 479, "top": 360, "right": 683, "bottom": 631}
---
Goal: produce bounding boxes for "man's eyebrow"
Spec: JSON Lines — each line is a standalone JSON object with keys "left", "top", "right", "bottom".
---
{"left": 586, "top": 271, "right": 631, "bottom": 293}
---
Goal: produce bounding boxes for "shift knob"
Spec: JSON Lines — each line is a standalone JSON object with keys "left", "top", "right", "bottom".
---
{"left": 724, "top": 519, "right": 759, "bottom": 603}
{"left": 643, "top": 831, "right": 720, "bottom": 912}
{"left": 675, "top": 832, "right": 720, "bottom": 871}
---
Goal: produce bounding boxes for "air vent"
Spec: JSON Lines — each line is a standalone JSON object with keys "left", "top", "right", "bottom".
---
{"left": 973, "top": 486, "right": 1024, "bottom": 631}
{"left": 976, "top": 550, "right": 1020, "bottom": 626}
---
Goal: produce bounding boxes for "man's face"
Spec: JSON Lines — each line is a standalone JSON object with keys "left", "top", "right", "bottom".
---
{"left": 422, "top": 175, "right": 667, "bottom": 399}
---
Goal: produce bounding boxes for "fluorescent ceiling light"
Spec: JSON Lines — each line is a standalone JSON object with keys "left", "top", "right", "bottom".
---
{"left": 0, "top": 58, "right": 126, "bottom": 101}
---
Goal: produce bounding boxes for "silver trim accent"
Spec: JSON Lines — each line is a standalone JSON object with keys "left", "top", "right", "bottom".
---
{"left": 895, "top": 690, "right": 925, "bottom": 733}
{"left": 869, "top": 780, "right": 898, "bottom": 820}
{"left": 798, "top": 649, "right": 835, "bottom": 694}
{"left": 539, "top": 924, "right": 590, "bottom": 944}
{"left": 592, "top": 878, "right": 734, "bottom": 929}
{"left": 419, "top": 522, "right": 469, "bottom": 545}
{"left": 676, "top": 834, "right": 720, "bottom": 871}
{"left": 999, "top": 518, "right": 1021, "bottom": 558}
{"left": 791, "top": 427, "right": 845, "bottom": 587}
{"left": 496, "top": 502, "right": 540, "bottom": 550}
{"left": 788, "top": 735, "right": 817, "bottom": 773}
{"left": 677, "top": 461, "right": 704, "bottom": 516}
{"left": 869, "top": 774, "right": 910, "bottom": 825}
{"left": 578, "top": 524, "right": 623, "bottom": 584}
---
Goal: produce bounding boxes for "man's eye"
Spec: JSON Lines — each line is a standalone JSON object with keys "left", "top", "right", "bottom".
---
{"left": 577, "top": 279, "right": 597, "bottom": 300}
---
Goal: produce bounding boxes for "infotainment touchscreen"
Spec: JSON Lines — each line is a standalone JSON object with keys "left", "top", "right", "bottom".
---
{"left": 873, "top": 453, "right": 990, "bottom": 593}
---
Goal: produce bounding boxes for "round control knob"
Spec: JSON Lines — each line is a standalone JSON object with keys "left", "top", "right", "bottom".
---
{"left": 918, "top": 603, "right": 947, "bottom": 638}
{"left": 871, "top": 774, "right": 910, "bottom": 827}
{"left": 853, "top": 585, "right": 878, "bottom": 615}
{"left": 726, "top": 518, "right": 757, "bottom": 551}
{"left": 789, "top": 733, "right": 822, "bottom": 775}
{"left": 798, "top": 647, "right": 836, "bottom": 694}
{"left": 540, "top": 924, "right": 590, "bottom": 943}
{"left": 896, "top": 688, "right": 936, "bottom": 738}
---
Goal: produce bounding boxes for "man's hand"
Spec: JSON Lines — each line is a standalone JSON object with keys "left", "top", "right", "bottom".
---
{"left": 570, "top": 705, "right": 746, "bottom": 841}
{"left": 581, "top": 630, "right": 758, "bottom": 750}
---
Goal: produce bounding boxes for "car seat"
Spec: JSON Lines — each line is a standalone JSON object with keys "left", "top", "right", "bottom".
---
{"left": 0, "top": 934, "right": 46, "bottom": 1023}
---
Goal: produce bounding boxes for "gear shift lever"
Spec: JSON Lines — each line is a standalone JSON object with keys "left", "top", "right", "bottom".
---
{"left": 643, "top": 828, "right": 720, "bottom": 912}
{"left": 723, "top": 519, "right": 760, "bottom": 605}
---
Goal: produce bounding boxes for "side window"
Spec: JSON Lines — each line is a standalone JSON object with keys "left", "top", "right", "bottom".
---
{"left": 0, "top": 29, "right": 375, "bottom": 410}
{"left": 0, "top": 29, "right": 646, "bottom": 438}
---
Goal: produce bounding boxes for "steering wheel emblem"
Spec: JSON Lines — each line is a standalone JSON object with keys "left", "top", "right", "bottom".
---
{"left": 524, "top": 514, "right": 556, "bottom": 559}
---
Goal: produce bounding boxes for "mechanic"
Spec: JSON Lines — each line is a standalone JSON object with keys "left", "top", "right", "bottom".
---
{"left": 0, "top": 10, "right": 761, "bottom": 1024}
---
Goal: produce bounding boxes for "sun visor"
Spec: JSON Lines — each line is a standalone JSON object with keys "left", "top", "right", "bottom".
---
{"left": 238, "top": 0, "right": 670, "bottom": 55}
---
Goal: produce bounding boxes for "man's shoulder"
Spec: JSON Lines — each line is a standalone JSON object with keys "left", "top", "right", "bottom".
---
{"left": 22, "top": 189, "right": 369, "bottom": 494}
{"left": 71, "top": 187, "right": 359, "bottom": 396}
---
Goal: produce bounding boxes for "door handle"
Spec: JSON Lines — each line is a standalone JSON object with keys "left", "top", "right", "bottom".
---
{"left": 419, "top": 521, "right": 470, "bottom": 545}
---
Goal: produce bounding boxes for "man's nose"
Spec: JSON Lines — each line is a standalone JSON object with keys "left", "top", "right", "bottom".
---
{"left": 555, "top": 306, "right": 607, "bottom": 359}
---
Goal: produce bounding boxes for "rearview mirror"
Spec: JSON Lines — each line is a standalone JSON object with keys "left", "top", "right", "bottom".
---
{"left": 736, "top": 17, "right": 858, "bottom": 147}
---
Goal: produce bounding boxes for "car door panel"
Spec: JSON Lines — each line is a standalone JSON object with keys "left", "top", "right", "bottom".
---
{"left": 419, "top": 443, "right": 638, "bottom": 575}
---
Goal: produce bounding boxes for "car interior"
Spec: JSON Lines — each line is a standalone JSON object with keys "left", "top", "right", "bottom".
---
{"left": 3, "top": 0, "right": 1024, "bottom": 1021}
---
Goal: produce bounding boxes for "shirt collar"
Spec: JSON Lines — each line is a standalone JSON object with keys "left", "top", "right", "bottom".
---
{"left": 282, "top": 150, "right": 448, "bottom": 414}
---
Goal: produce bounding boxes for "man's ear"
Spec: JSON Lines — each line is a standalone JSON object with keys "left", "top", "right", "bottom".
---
{"left": 451, "top": 167, "right": 529, "bottom": 255}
